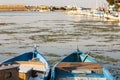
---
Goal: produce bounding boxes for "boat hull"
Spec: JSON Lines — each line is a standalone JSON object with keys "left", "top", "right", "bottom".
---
{"left": 1, "top": 50, "right": 50, "bottom": 80}
{"left": 51, "top": 49, "right": 113, "bottom": 80}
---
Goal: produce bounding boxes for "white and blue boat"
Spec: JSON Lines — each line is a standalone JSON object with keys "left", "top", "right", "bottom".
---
{"left": 1, "top": 48, "right": 50, "bottom": 80}
{"left": 51, "top": 49, "right": 113, "bottom": 80}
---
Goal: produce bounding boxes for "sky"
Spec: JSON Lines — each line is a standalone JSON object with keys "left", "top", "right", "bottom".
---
{"left": 0, "top": 0, "right": 108, "bottom": 8}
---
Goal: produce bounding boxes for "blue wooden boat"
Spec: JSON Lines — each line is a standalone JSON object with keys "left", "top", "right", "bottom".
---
{"left": 51, "top": 49, "right": 114, "bottom": 80}
{"left": 0, "top": 49, "right": 50, "bottom": 80}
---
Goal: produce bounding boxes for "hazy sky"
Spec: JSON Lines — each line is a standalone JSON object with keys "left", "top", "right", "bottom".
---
{"left": 0, "top": 0, "right": 108, "bottom": 8}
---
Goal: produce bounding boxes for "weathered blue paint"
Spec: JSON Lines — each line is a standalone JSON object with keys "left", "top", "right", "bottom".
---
{"left": 103, "top": 68, "right": 114, "bottom": 80}
{"left": 1, "top": 50, "right": 50, "bottom": 80}
{"left": 51, "top": 49, "right": 114, "bottom": 80}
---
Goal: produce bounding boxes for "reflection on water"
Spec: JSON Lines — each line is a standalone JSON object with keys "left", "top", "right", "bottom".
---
{"left": 0, "top": 11, "right": 120, "bottom": 77}
{"left": 0, "top": 12, "right": 120, "bottom": 54}
{"left": 0, "top": 12, "right": 120, "bottom": 56}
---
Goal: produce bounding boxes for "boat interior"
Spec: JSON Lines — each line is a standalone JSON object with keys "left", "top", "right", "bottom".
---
{"left": 55, "top": 62, "right": 106, "bottom": 80}
{"left": 55, "top": 52, "right": 106, "bottom": 80}
{"left": 61, "top": 52, "right": 95, "bottom": 62}
{"left": 0, "top": 60, "right": 47, "bottom": 80}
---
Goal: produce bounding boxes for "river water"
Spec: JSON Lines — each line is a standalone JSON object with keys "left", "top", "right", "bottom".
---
{"left": 0, "top": 11, "right": 120, "bottom": 77}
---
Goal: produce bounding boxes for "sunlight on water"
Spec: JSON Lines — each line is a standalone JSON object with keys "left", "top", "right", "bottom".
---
{"left": 0, "top": 11, "right": 120, "bottom": 57}
{"left": 0, "top": 11, "right": 120, "bottom": 78}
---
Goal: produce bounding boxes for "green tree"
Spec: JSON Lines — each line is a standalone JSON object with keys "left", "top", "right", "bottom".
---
{"left": 114, "top": 3, "right": 120, "bottom": 11}
{"left": 106, "top": 0, "right": 115, "bottom": 5}
{"left": 115, "top": 3, "right": 120, "bottom": 9}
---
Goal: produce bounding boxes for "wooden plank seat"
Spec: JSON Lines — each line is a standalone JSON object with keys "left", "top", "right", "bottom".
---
{"left": 56, "top": 62, "right": 106, "bottom": 80}
{"left": 56, "top": 62, "right": 102, "bottom": 74}
{"left": 0, "top": 63, "right": 19, "bottom": 70}
{"left": 13, "top": 61, "right": 46, "bottom": 73}
{"left": 57, "top": 77, "right": 106, "bottom": 80}
{"left": 8, "top": 61, "right": 47, "bottom": 80}
{"left": 56, "top": 62, "right": 102, "bottom": 69}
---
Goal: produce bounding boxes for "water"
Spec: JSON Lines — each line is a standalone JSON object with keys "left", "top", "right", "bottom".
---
{"left": 0, "top": 11, "right": 120, "bottom": 78}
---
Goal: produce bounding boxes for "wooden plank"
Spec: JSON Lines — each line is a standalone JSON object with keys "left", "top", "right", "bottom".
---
{"left": 57, "top": 77, "right": 106, "bottom": 80}
{"left": 19, "top": 72, "right": 26, "bottom": 80}
{"left": 56, "top": 62, "right": 102, "bottom": 69}
{"left": 15, "top": 61, "right": 45, "bottom": 66}
{"left": 0, "top": 71, "right": 4, "bottom": 80}
{"left": 0, "top": 66, "right": 19, "bottom": 80}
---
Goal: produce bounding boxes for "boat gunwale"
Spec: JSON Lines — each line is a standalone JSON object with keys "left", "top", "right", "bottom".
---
{"left": 0, "top": 50, "right": 50, "bottom": 80}
{"left": 51, "top": 49, "right": 114, "bottom": 80}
